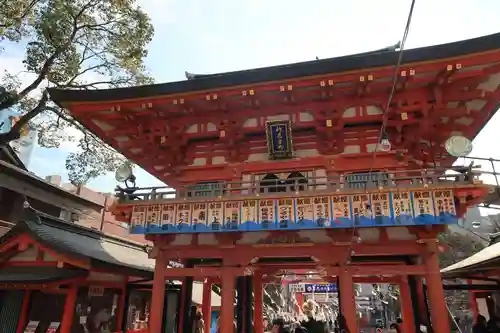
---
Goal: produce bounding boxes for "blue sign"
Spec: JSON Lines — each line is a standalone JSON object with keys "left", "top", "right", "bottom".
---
{"left": 266, "top": 120, "right": 293, "bottom": 159}
{"left": 304, "top": 283, "right": 337, "bottom": 293}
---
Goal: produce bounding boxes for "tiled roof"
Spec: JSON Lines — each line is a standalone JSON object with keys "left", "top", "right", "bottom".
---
{"left": 441, "top": 241, "right": 500, "bottom": 277}
{"left": 2, "top": 212, "right": 154, "bottom": 276}
{"left": 49, "top": 33, "right": 500, "bottom": 103}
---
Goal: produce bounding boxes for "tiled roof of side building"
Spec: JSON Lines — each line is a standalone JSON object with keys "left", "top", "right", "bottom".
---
{"left": 48, "top": 32, "right": 500, "bottom": 103}
{"left": 2, "top": 212, "right": 155, "bottom": 276}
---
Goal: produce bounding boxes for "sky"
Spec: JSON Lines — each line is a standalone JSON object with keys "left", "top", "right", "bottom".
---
{"left": 2, "top": 0, "right": 500, "bottom": 199}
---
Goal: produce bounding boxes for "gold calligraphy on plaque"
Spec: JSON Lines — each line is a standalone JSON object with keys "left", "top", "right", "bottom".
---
{"left": 266, "top": 120, "right": 293, "bottom": 159}
{"left": 275, "top": 126, "right": 285, "bottom": 151}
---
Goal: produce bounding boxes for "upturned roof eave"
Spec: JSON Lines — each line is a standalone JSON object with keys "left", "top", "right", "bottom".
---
{"left": 48, "top": 32, "right": 500, "bottom": 105}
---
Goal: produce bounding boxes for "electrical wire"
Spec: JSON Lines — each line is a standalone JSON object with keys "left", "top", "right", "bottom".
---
{"left": 369, "top": 0, "right": 417, "bottom": 176}
{"left": 346, "top": 0, "right": 417, "bottom": 263}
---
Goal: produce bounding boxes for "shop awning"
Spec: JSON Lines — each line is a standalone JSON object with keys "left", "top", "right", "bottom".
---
{"left": 441, "top": 241, "right": 500, "bottom": 278}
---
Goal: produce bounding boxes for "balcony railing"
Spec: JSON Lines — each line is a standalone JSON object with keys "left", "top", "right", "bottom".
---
{"left": 115, "top": 166, "right": 483, "bottom": 203}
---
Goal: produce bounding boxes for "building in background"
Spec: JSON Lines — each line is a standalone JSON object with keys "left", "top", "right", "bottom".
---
{"left": 453, "top": 206, "right": 500, "bottom": 243}
{"left": 0, "top": 110, "right": 38, "bottom": 167}
{"left": 0, "top": 146, "right": 103, "bottom": 225}
{"left": 44, "top": 175, "right": 147, "bottom": 243}
{"left": 10, "top": 127, "right": 37, "bottom": 167}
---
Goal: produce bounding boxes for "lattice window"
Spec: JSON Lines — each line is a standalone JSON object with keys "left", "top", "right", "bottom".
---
{"left": 346, "top": 172, "right": 389, "bottom": 189}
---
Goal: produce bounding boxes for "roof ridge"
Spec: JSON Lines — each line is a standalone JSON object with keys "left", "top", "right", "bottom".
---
{"left": 48, "top": 32, "right": 500, "bottom": 104}
{"left": 185, "top": 43, "right": 401, "bottom": 81}
{"left": 0, "top": 145, "right": 26, "bottom": 169}
{"left": 33, "top": 211, "right": 149, "bottom": 252}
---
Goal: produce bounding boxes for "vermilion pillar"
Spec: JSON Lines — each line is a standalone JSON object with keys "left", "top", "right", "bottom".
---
{"left": 424, "top": 248, "right": 450, "bottom": 333}
{"left": 221, "top": 268, "right": 236, "bottom": 333}
{"left": 116, "top": 283, "right": 128, "bottom": 331}
{"left": 399, "top": 277, "right": 416, "bottom": 333}
{"left": 339, "top": 268, "right": 358, "bottom": 333}
{"left": 202, "top": 278, "right": 212, "bottom": 333}
{"left": 295, "top": 292, "right": 304, "bottom": 315}
{"left": 415, "top": 277, "right": 429, "bottom": 325}
{"left": 467, "top": 279, "right": 479, "bottom": 319}
{"left": 149, "top": 254, "right": 166, "bottom": 333}
{"left": 253, "top": 272, "right": 264, "bottom": 333}
{"left": 16, "top": 291, "right": 31, "bottom": 333}
{"left": 60, "top": 286, "right": 78, "bottom": 333}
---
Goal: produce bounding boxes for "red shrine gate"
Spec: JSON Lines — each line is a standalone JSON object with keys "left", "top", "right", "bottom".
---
{"left": 48, "top": 33, "right": 500, "bottom": 333}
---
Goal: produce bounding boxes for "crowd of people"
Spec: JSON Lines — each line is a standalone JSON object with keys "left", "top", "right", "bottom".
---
{"left": 265, "top": 300, "right": 347, "bottom": 333}
{"left": 473, "top": 315, "right": 500, "bottom": 333}
{"left": 189, "top": 299, "right": 406, "bottom": 333}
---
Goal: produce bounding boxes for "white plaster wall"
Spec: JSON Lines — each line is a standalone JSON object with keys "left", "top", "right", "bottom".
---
{"left": 295, "top": 149, "right": 320, "bottom": 158}
{"left": 266, "top": 114, "right": 291, "bottom": 122}
{"left": 366, "top": 106, "right": 383, "bottom": 115}
{"left": 299, "top": 112, "right": 314, "bottom": 122}
{"left": 243, "top": 118, "right": 258, "bottom": 127}
{"left": 247, "top": 153, "right": 268, "bottom": 162}
{"left": 366, "top": 143, "right": 377, "bottom": 152}
{"left": 10, "top": 247, "right": 37, "bottom": 261}
{"left": 343, "top": 108, "right": 356, "bottom": 118}
{"left": 343, "top": 145, "right": 361, "bottom": 154}
{"left": 477, "top": 298, "right": 490, "bottom": 320}
{"left": 212, "top": 156, "right": 226, "bottom": 165}
{"left": 190, "top": 157, "right": 207, "bottom": 166}
{"left": 186, "top": 124, "right": 198, "bottom": 133}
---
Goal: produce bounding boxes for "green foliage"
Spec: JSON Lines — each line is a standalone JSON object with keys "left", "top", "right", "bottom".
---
{"left": 0, "top": 0, "right": 155, "bottom": 184}
{"left": 65, "top": 134, "right": 131, "bottom": 185}
{"left": 0, "top": 0, "right": 39, "bottom": 44}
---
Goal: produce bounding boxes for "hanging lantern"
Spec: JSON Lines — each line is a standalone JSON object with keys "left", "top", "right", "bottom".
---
{"left": 445, "top": 135, "right": 473, "bottom": 157}
{"left": 378, "top": 132, "right": 391, "bottom": 152}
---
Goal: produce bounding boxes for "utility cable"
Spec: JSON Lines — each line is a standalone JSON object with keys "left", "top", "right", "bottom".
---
{"left": 345, "top": 0, "right": 417, "bottom": 264}
{"left": 369, "top": 0, "right": 416, "bottom": 176}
